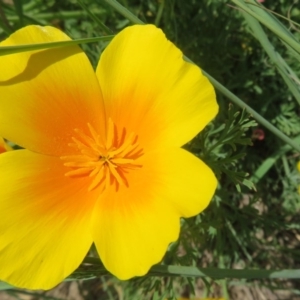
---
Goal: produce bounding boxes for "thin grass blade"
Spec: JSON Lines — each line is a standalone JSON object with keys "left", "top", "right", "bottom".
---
{"left": 77, "top": 0, "right": 113, "bottom": 34}
{"left": 102, "top": 0, "right": 144, "bottom": 24}
{"left": 0, "top": 35, "right": 114, "bottom": 56}
{"left": 12, "top": 0, "right": 23, "bottom": 26}
{"left": 76, "top": 257, "right": 300, "bottom": 280}
{"left": 241, "top": 11, "right": 300, "bottom": 105}
{"left": 231, "top": 0, "right": 300, "bottom": 55}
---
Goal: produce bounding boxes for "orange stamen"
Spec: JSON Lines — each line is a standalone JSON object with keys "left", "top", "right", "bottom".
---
{"left": 61, "top": 119, "right": 143, "bottom": 192}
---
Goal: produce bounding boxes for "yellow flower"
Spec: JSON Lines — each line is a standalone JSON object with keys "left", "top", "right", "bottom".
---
{"left": 0, "top": 25, "right": 218, "bottom": 289}
{"left": 0, "top": 137, "right": 11, "bottom": 153}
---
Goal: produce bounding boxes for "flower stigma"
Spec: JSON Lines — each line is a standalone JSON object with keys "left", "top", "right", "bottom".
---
{"left": 61, "top": 118, "right": 143, "bottom": 193}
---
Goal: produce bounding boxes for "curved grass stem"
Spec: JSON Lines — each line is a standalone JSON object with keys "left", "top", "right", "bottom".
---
{"left": 78, "top": 257, "right": 300, "bottom": 280}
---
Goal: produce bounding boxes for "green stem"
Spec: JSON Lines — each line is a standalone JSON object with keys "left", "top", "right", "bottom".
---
{"left": 0, "top": 35, "right": 114, "bottom": 56}
{"left": 80, "top": 257, "right": 300, "bottom": 280}
{"left": 151, "top": 265, "right": 300, "bottom": 279}
{"left": 154, "top": 0, "right": 165, "bottom": 27}
{"left": 102, "top": 0, "right": 144, "bottom": 24}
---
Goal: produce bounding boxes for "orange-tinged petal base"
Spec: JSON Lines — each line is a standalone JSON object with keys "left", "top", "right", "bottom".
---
{"left": 92, "top": 148, "right": 217, "bottom": 279}
{"left": 0, "top": 25, "right": 105, "bottom": 156}
{"left": 0, "top": 137, "right": 11, "bottom": 153}
{"left": 0, "top": 150, "right": 100, "bottom": 289}
{"left": 97, "top": 25, "right": 218, "bottom": 150}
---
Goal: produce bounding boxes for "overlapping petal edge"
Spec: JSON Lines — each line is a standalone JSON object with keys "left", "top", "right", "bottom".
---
{"left": 0, "top": 137, "right": 11, "bottom": 153}
{"left": 0, "top": 24, "right": 218, "bottom": 289}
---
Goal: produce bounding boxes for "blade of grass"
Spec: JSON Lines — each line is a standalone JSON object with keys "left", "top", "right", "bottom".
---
{"left": 232, "top": 0, "right": 300, "bottom": 63}
{"left": 230, "top": 0, "right": 300, "bottom": 56}
{"left": 243, "top": 1, "right": 300, "bottom": 29}
{"left": 3, "top": 260, "right": 300, "bottom": 290}
{"left": 78, "top": 257, "right": 300, "bottom": 280}
{"left": 12, "top": 0, "right": 23, "bottom": 26}
{"left": 16, "top": 13, "right": 46, "bottom": 26}
{"left": 216, "top": 232, "right": 230, "bottom": 299}
{"left": 22, "top": 0, "right": 41, "bottom": 12}
{"left": 77, "top": 0, "right": 113, "bottom": 34}
{"left": 284, "top": 43, "right": 300, "bottom": 64}
{"left": 102, "top": 0, "right": 300, "bottom": 152}
{"left": 154, "top": 0, "right": 165, "bottom": 27}
{"left": 0, "top": 1, "right": 13, "bottom": 34}
{"left": 0, "top": 18, "right": 12, "bottom": 35}
{"left": 0, "top": 35, "right": 114, "bottom": 56}
{"left": 225, "top": 219, "right": 252, "bottom": 262}
{"left": 244, "top": 0, "right": 298, "bottom": 40}
{"left": 240, "top": 10, "right": 300, "bottom": 105}
{"left": 101, "top": 0, "right": 144, "bottom": 24}
{"left": 151, "top": 265, "right": 300, "bottom": 280}
{"left": 281, "top": 155, "right": 291, "bottom": 177}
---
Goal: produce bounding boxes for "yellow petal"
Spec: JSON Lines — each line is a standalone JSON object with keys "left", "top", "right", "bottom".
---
{"left": 96, "top": 24, "right": 218, "bottom": 150}
{"left": 0, "top": 26, "right": 105, "bottom": 156}
{"left": 92, "top": 148, "right": 217, "bottom": 279}
{"left": 0, "top": 150, "right": 100, "bottom": 289}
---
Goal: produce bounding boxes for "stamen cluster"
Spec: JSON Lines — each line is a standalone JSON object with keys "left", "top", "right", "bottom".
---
{"left": 61, "top": 119, "right": 143, "bottom": 192}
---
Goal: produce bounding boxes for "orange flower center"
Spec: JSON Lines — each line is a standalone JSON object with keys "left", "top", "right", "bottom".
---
{"left": 61, "top": 119, "right": 143, "bottom": 193}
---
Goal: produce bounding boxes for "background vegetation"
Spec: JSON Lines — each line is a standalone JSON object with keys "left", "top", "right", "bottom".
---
{"left": 0, "top": 0, "right": 300, "bottom": 299}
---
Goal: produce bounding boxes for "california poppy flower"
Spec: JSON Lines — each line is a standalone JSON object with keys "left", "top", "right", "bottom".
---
{"left": 0, "top": 24, "right": 218, "bottom": 289}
